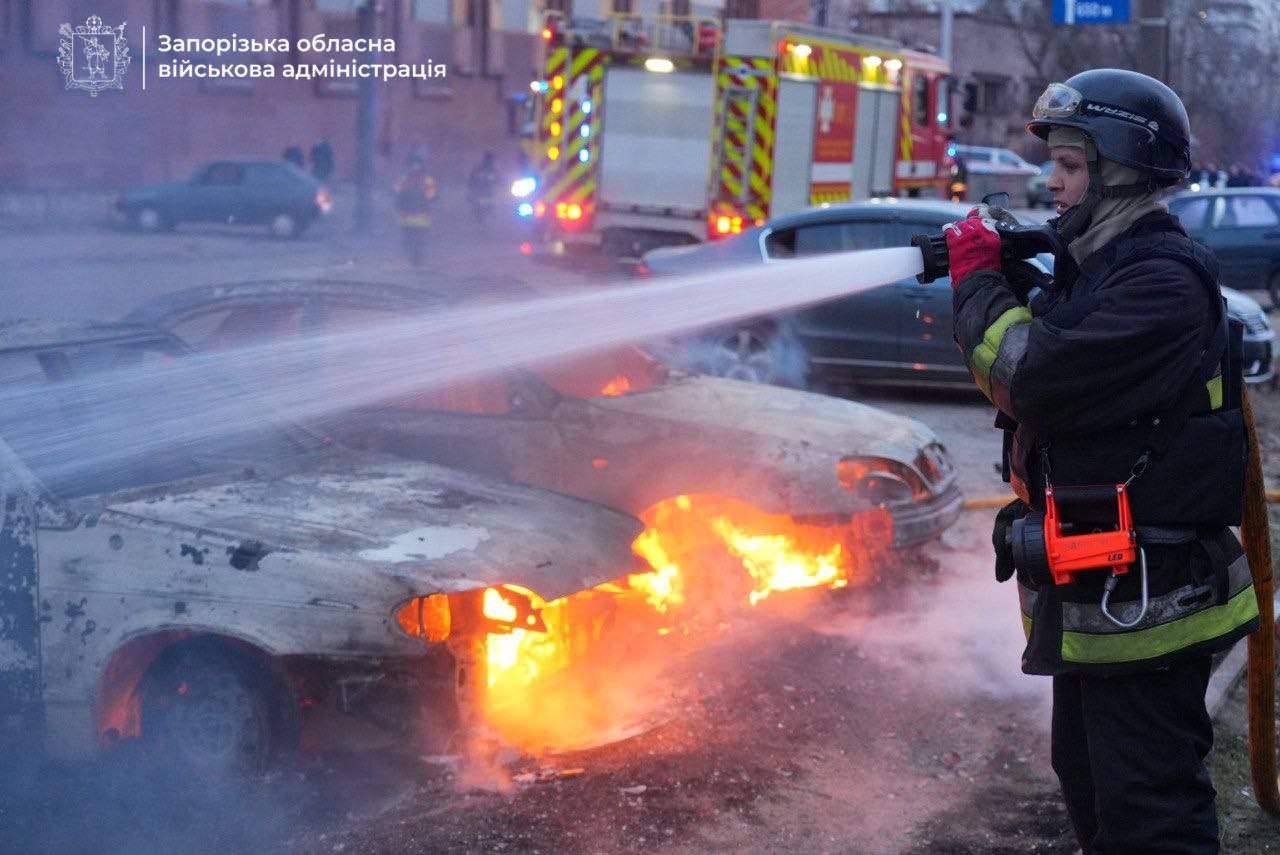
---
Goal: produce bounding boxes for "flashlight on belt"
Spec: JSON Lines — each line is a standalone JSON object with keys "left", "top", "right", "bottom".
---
{"left": 1010, "top": 484, "right": 1138, "bottom": 586}
{"left": 1008, "top": 483, "right": 1150, "bottom": 628}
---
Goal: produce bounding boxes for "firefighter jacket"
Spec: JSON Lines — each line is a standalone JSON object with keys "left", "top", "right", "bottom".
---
{"left": 394, "top": 171, "right": 437, "bottom": 228}
{"left": 953, "top": 211, "right": 1259, "bottom": 675}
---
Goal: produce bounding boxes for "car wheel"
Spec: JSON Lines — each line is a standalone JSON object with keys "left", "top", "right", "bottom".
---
{"left": 140, "top": 641, "right": 276, "bottom": 776}
{"left": 1269, "top": 271, "right": 1280, "bottom": 312}
{"left": 707, "top": 327, "right": 808, "bottom": 387}
{"left": 134, "top": 206, "right": 169, "bottom": 233}
{"left": 269, "top": 212, "right": 299, "bottom": 239}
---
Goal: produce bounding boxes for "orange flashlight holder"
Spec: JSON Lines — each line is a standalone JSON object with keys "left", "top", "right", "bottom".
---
{"left": 1043, "top": 483, "right": 1139, "bottom": 586}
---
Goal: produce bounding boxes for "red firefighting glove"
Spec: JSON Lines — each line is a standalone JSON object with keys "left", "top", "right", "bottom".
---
{"left": 944, "top": 208, "right": 1002, "bottom": 288}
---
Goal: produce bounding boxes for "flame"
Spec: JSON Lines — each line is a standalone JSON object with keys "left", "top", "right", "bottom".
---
{"left": 472, "top": 495, "right": 892, "bottom": 754}
{"left": 712, "top": 519, "right": 847, "bottom": 606}
{"left": 599, "top": 374, "right": 632, "bottom": 396}
{"left": 629, "top": 529, "right": 685, "bottom": 613}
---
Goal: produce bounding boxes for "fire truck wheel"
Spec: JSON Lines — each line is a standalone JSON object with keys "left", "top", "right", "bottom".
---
{"left": 269, "top": 212, "right": 301, "bottom": 239}
{"left": 140, "top": 640, "right": 276, "bottom": 776}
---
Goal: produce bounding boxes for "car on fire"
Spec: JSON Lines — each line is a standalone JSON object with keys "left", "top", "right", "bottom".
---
{"left": 124, "top": 280, "right": 963, "bottom": 549}
{"left": 114, "top": 160, "right": 332, "bottom": 239}
{"left": 0, "top": 320, "right": 644, "bottom": 772}
{"left": 639, "top": 198, "right": 1275, "bottom": 388}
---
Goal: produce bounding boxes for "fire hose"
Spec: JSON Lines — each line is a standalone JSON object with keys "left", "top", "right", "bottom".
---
{"left": 1241, "top": 389, "right": 1279, "bottom": 814}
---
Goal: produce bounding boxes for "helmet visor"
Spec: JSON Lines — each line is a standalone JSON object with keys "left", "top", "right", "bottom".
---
{"left": 1032, "top": 83, "right": 1083, "bottom": 121}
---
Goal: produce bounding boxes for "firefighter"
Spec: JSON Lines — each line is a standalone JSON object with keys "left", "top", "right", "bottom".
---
{"left": 467, "top": 150, "right": 498, "bottom": 224}
{"left": 944, "top": 69, "right": 1259, "bottom": 852}
{"left": 394, "top": 154, "right": 437, "bottom": 268}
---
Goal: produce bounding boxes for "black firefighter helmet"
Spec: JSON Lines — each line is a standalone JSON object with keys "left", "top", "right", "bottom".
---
{"left": 1027, "top": 69, "right": 1191, "bottom": 187}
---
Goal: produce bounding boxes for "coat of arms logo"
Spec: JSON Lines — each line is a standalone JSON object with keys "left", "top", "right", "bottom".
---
{"left": 58, "top": 16, "right": 131, "bottom": 96}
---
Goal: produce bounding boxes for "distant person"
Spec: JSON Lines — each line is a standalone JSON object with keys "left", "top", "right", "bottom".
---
{"left": 467, "top": 151, "right": 498, "bottom": 224}
{"left": 282, "top": 146, "right": 305, "bottom": 169}
{"left": 310, "top": 140, "right": 335, "bottom": 182}
{"left": 394, "top": 155, "right": 437, "bottom": 268}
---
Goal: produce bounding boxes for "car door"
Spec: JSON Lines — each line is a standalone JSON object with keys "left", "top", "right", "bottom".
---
{"left": 897, "top": 219, "right": 969, "bottom": 381}
{"left": 187, "top": 162, "right": 246, "bottom": 224}
{"left": 1206, "top": 194, "right": 1280, "bottom": 287}
{"left": 1168, "top": 194, "right": 1212, "bottom": 240}
{"left": 770, "top": 218, "right": 913, "bottom": 381}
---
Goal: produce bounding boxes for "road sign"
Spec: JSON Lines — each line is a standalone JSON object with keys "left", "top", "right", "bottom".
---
{"left": 1052, "top": 0, "right": 1131, "bottom": 24}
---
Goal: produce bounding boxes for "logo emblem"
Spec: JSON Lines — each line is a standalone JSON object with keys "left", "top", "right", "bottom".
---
{"left": 58, "top": 16, "right": 131, "bottom": 97}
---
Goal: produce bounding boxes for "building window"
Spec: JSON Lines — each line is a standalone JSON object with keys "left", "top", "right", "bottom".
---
{"left": 970, "top": 75, "right": 1008, "bottom": 115}
{"left": 313, "top": 0, "right": 361, "bottom": 12}
{"left": 671, "top": 0, "right": 692, "bottom": 15}
{"left": 724, "top": 0, "right": 758, "bottom": 16}
{"left": 414, "top": 0, "right": 452, "bottom": 24}
{"left": 611, "top": 0, "right": 634, "bottom": 12}
{"left": 544, "top": 0, "right": 572, "bottom": 13}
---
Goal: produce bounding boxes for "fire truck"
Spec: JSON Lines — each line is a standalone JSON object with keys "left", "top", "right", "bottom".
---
{"left": 519, "top": 14, "right": 954, "bottom": 259}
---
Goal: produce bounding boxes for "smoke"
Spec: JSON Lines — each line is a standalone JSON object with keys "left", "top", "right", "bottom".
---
{"left": 649, "top": 321, "right": 811, "bottom": 389}
{"left": 814, "top": 512, "right": 1051, "bottom": 714}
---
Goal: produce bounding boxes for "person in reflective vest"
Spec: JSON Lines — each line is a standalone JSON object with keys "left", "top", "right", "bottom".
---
{"left": 394, "top": 154, "right": 437, "bottom": 268}
{"left": 946, "top": 69, "right": 1259, "bottom": 853}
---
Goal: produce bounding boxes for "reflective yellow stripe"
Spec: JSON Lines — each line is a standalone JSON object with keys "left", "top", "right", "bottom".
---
{"left": 1060, "top": 585, "right": 1259, "bottom": 665}
{"left": 1021, "top": 612, "right": 1032, "bottom": 640}
{"left": 1207, "top": 375, "right": 1223, "bottom": 410}
{"left": 971, "top": 307, "right": 1032, "bottom": 395}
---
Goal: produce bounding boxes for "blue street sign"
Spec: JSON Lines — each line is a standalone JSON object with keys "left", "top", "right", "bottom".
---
{"left": 1052, "top": 0, "right": 1131, "bottom": 25}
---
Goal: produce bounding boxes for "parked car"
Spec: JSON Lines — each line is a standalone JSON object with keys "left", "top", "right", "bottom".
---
{"left": 952, "top": 145, "right": 1040, "bottom": 177}
{"left": 1026, "top": 161, "right": 1055, "bottom": 208}
{"left": 0, "top": 319, "right": 643, "bottom": 771}
{"left": 115, "top": 160, "right": 332, "bottom": 239}
{"left": 126, "top": 280, "right": 964, "bottom": 549}
{"left": 1168, "top": 187, "right": 1280, "bottom": 308}
{"left": 641, "top": 198, "right": 1275, "bottom": 387}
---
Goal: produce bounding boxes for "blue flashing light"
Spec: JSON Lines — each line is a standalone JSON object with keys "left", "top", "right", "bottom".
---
{"left": 936, "top": 111, "right": 948, "bottom": 124}
{"left": 578, "top": 149, "right": 590, "bottom": 163}
{"left": 517, "top": 202, "right": 534, "bottom": 218}
{"left": 580, "top": 125, "right": 591, "bottom": 139}
{"left": 946, "top": 143, "right": 957, "bottom": 158}
{"left": 582, "top": 100, "right": 592, "bottom": 114}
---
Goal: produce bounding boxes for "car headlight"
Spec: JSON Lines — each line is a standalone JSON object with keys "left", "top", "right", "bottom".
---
{"left": 394, "top": 594, "right": 451, "bottom": 642}
{"left": 837, "top": 456, "right": 928, "bottom": 505}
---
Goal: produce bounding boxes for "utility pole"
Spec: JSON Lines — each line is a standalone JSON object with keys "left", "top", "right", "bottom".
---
{"left": 354, "top": 0, "right": 380, "bottom": 234}
{"left": 1137, "top": 0, "right": 1170, "bottom": 82}
{"left": 939, "top": 0, "right": 953, "bottom": 125}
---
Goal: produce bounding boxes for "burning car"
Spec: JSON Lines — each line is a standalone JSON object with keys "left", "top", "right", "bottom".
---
{"left": 0, "top": 320, "right": 647, "bottom": 770}
{"left": 125, "top": 280, "right": 963, "bottom": 550}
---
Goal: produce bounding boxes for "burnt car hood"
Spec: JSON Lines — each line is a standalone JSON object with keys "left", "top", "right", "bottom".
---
{"left": 100, "top": 453, "right": 642, "bottom": 601}
{"left": 577, "top": 376, "right": 938, "bottom": 461}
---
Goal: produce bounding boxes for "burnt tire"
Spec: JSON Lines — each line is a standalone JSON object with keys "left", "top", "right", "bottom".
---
{"left": 140, "top": 641, "right": 276, "bottom": 776}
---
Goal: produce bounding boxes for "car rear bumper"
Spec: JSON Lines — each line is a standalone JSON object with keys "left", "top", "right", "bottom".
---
{"left": 890, "top": 481, "right": 965, "bottom": 549}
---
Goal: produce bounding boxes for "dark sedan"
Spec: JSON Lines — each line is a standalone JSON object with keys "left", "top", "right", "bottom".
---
{"left": 115, "top": 160, "right": 332, "bottom": 239}
{"left": 641, "top": 199, "right": 1274, "bottom": 388}
{"left": 1167, "top": 188, "right": 1280, "bottom": 308}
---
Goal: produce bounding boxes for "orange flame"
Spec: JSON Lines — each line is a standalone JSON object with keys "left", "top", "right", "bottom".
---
{"left": 598, "top": 374, "right": 632, "bottom": 396}
{"left": 475, "top": 495, "right": 891, "bottom": 753}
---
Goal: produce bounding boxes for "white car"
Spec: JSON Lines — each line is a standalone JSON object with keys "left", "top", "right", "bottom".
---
{"left": 953, "top": 144, "right": 1040, "bottom": 177}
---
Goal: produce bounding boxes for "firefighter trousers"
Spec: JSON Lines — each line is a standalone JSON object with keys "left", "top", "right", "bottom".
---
{"left": 1051, "top": 654, "right": 1219, "bottom": 854}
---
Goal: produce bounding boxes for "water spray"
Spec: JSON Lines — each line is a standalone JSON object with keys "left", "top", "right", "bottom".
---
{"left": 0, "top": 247, "right": 927, "bottom": 491}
